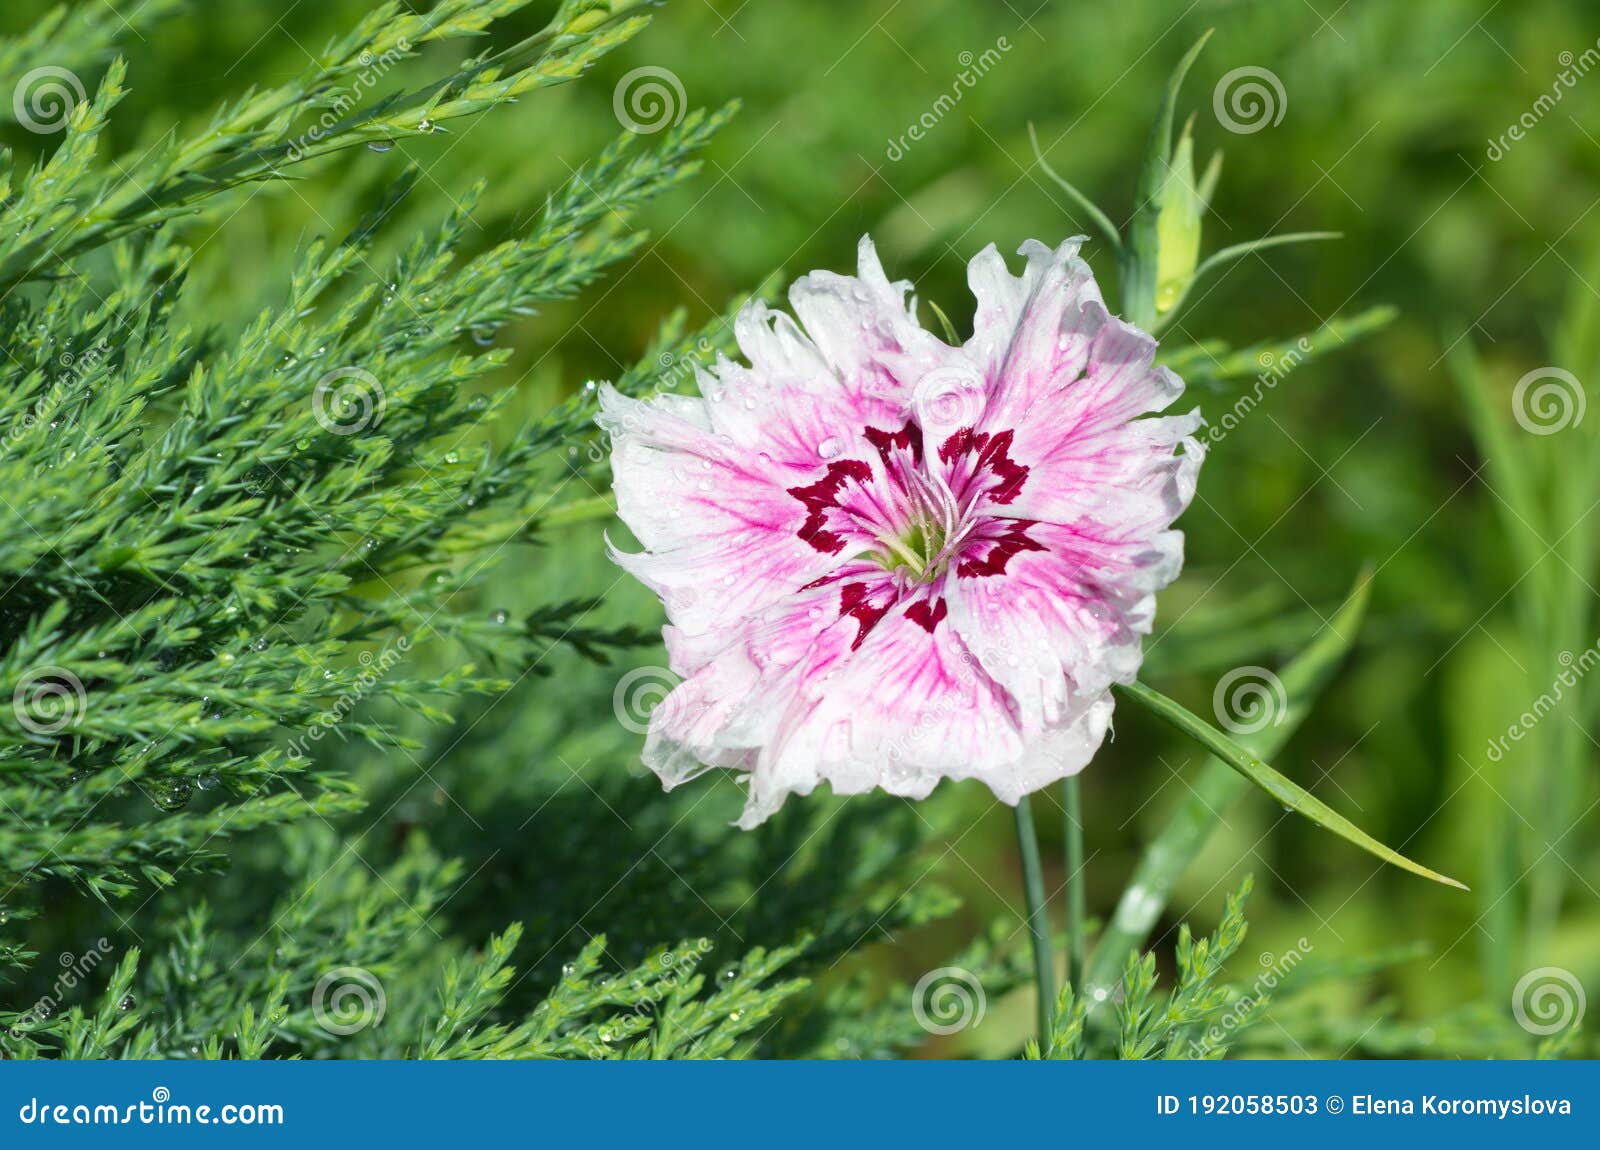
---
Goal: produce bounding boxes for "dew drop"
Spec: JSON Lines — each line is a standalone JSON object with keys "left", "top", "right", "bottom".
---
{"left": 816, "top": 437, "right": 841, "bottom": 459}
{"left": 488, "top": 609, "right": 509, "bottom": 626}
{"left": 155, "top": 780, "right": 193, "bottom": 811}
{"left": 118, "top": 994, "right": 137, "bottom": 1012}
{"left": 367, "top": 140, "right": 394, "bottom": 153}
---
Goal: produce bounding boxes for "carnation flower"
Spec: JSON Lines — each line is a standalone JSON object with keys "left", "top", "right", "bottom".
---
{"left": 600, "top": 236, "right": 1203, "bottom": 827}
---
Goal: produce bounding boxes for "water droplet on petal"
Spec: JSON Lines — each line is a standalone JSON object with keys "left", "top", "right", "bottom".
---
{"left": 817, "top": 437, "right": 841, "bottom": 459}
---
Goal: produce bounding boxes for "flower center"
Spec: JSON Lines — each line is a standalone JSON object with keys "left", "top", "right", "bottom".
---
{"left": 870, "top": 464, "right": 976, "bottom": 582}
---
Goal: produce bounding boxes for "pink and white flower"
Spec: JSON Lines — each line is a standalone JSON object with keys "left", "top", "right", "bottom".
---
{"left": 600, "top": 237, "right": 1203, "bottom": 827}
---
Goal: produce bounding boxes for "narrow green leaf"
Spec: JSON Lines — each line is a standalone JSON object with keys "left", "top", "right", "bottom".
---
{"left": 1155, "top": 115, "right": 1203, "bottom": 314}
{"left": 1028, "top": 122, "right": 1122, "bottom": 251}
{"left": 1160, "top": 304, "right": 1397, "bottom": 390}
{"left": 927, "top": 299, "right": 962, "bottom": 346}
{"left": 1121, "top": 28, "right": 1213, "bottom": 328}
{"left": 1113, "top": 679, "right": 1467, "bottom": 892}
{"left": 1085, "top": 569, "right": 1373, "bottom": 1007}
{"left": 1154, "top": 231, "right": 1341, "bottom": 331}
{"left": 1446, "top": 336, "right": 1545, "bottom": 595}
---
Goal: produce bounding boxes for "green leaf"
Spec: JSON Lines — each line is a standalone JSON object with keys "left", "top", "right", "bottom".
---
{"left": 1121, "top": 28, "right": 1212, "bottom": 328}
{"left": 1084, "top": 569, "right": 1374, "bottom": 1007}
{"left": 1160, "top": 304, "right": 1396, "bottom": 390}
{"left": 1154, "top": 231, "right": 1341, "bottom": 331}
{"left": 1112, "top": 679, "right": 1467, "bottom": 892}
{"left": 1028, "top": 122, "right": 1122, "bottom": 251}
{"left": 1155, "top": 115, "right": 1203, "bottom": 313}
{"left": 927, "top": 299, "right": 963, "bottom": 345}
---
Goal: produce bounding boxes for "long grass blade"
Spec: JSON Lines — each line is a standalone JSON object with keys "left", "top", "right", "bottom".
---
{"left": 1084, "top": 569, "right": 1374, "bottom": 1006}
{"left": 1112, "top": 682, "right": 1467, "bottom": 892}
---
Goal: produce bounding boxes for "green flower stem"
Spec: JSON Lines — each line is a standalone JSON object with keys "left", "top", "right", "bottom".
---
{"left": 1062, "top": 775, "right": 1087, "bottom": 993}
{"left": 1013, "top": 797, "right": 1055, "bottom": 1048}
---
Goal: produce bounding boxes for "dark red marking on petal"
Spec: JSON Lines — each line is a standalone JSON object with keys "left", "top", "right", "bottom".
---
{"left": 905, "top": 596, "right": 948, "bottom": 634}
{"left": 938, "top": 427, "right": 1028, "bottom": 505}
{"left": 959, "top": 519, "right": 1046, "bottom": 579}
{"left": 863, "top": 421, "right": 924, "bottom": 467}
{"left": 840, "top": 581, "right": 892, "bottom": 650}
{"left": 787, "top": 459, "right": 872, "bottom": 554}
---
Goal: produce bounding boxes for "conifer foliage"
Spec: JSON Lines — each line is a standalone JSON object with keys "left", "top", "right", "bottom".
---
{"left": 0, "top": 0, "right": 1574, "bottom": 1063}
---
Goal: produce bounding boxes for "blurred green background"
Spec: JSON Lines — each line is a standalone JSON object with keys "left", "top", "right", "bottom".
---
{"left": 9, "top": 0, "right": 1599, "bottom": 1054}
